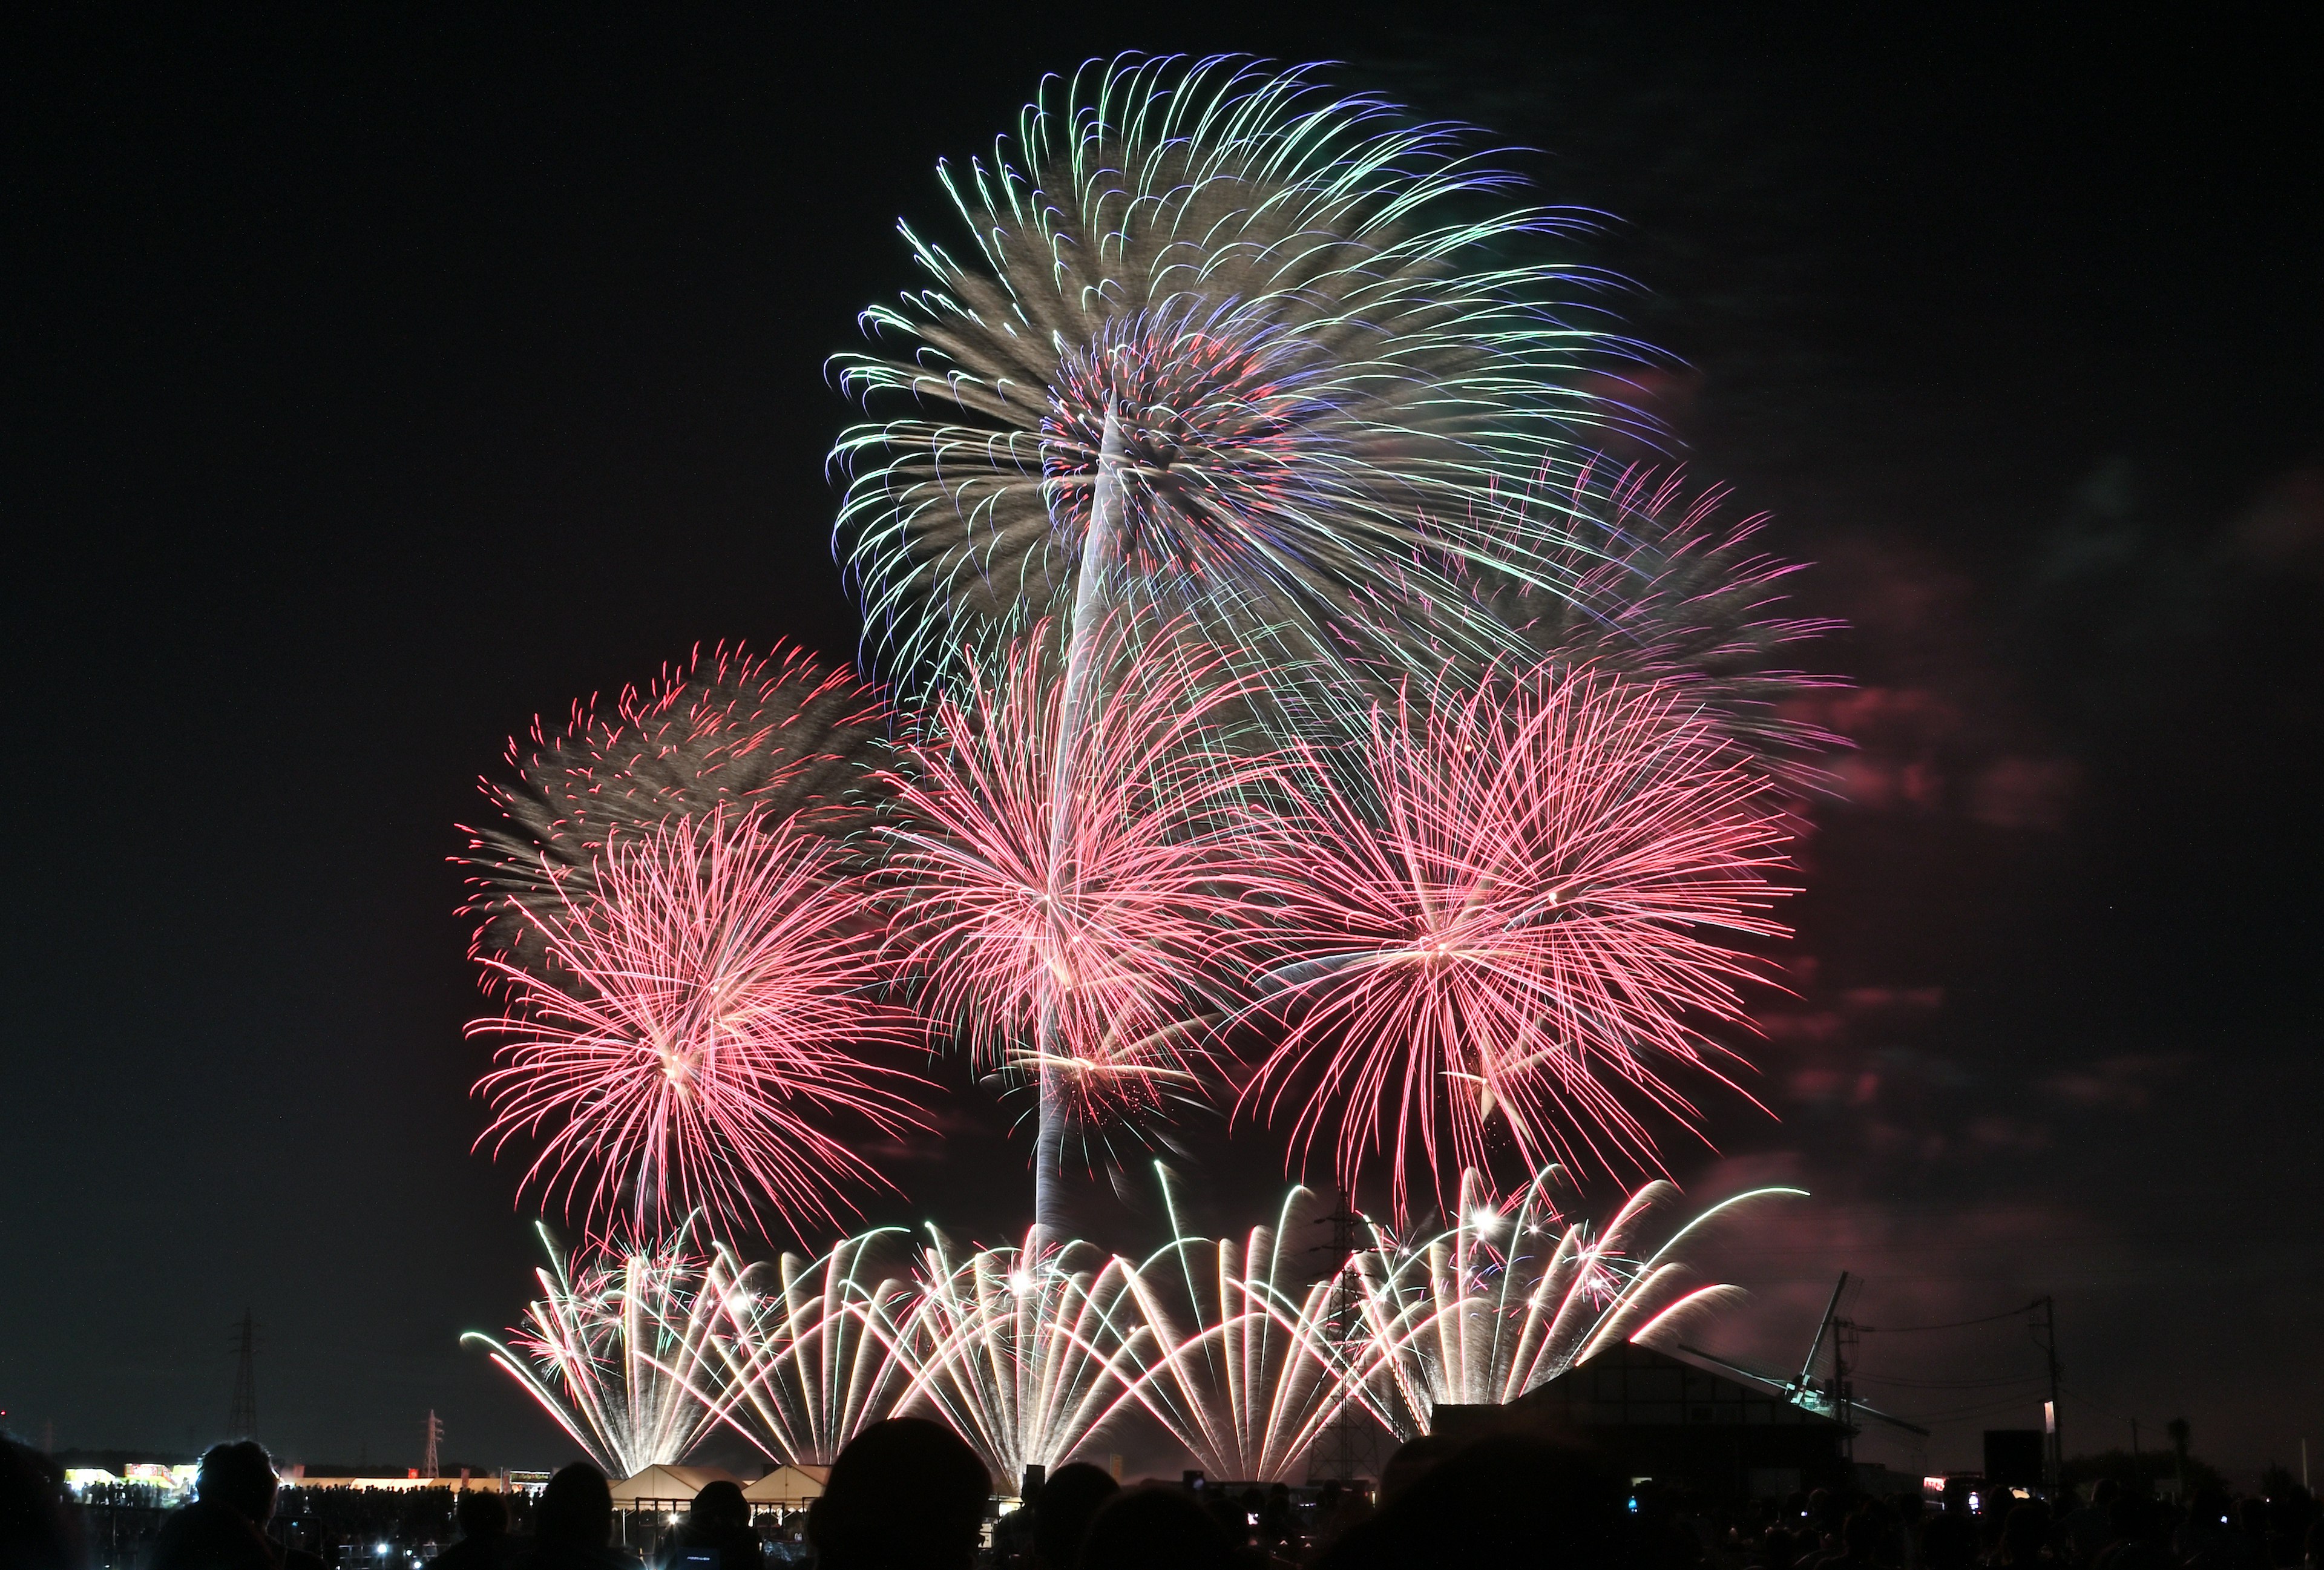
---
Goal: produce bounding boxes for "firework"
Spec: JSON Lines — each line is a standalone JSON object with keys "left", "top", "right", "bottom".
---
{"left": 888, "top": 1227, "right": 1152, "bottom": 1485}
{"left": 718, "top": 1230, "right": 919, "bottom": 1466}
{"left": 1392, "top": 462, "right": 1845, "bottom": 787}
{"left": 832, "top": 53, "right": 1637, "bottom": 703}
{"left": 470, "top": 806, "right": 928, "bottom": 1239}
{"left": 462, "top": 1220, "right": 772, "bottom": 1477}
{"left": 1112, "top": 1178, "right": 1349, "bottom": 1482}
{"left": 1241, "top": 664, "right": 1795, "bottom": 1217}
{"left": 1346, "top": 1169, "right": 1799, "bottom": 1438}
{"left": 462, "top": 642, "right": 887, "bottom": 972}
{"left": 875, "top": 618, "right": 1281, "bottom": 1230}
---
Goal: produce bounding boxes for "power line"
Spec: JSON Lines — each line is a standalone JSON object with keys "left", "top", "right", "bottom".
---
{"left": 1855, "top": 1300, "right": 2045, "bottom": 1333}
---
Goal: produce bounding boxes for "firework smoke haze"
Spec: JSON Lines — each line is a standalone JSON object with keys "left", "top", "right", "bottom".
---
{"left": 832, "top": 53, "right": 1642, "bottom": 706}
{"left": 873, "top": 617, "right": 1284, "bottom": 1148}
{"left": 1242, "top": 665, "right": 1796, "bottom": 1218}
{"left": 470, "top": 807, "right": 930, "bottom": 1241}
{"left": 462, "top": 642, "right": 888, "bottom": 973}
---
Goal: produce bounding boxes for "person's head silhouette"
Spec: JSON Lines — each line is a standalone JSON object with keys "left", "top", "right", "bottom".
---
{"left": 536, "top": 1463, "right": 613, "bottom": 1550}
{"left": 1079, "top": 1487, "right": 1235, "bottom": 1570}
{"left": 808, "top": 1419, "right": 989, "bottom": 1570}
{"left": 456, "top": 1488, "right": 510, "bottom": 1541}
{"left": 687, "top": 1480, "right": 748, "bottom": 1534}
{"left": 197, "top": 1442, "right": 280, "bottom": 1525}
{"left": 1029, "top": 1462, "right": 1117, "bottom": 1569}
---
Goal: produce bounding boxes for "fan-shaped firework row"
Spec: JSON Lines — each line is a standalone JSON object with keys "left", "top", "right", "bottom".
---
{"left": 470, "top": 1174, "right": 1794, "bottom": 1480}
{"left": 456, "top": 51, "right": 1842, "bottom": 1480}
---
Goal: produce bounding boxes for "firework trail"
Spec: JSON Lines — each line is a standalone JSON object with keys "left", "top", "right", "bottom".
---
{"left": 718, "top": 1230, "right": 919, "bottom": 1466}
{"left": 1111, "top": 1177, "right": 1348, "bottom": 1482}
{"left": 1345, "top": 1169, "right": 1799, "bottom": 1437}
{"left": 462, "top": 1219, "right": 775, "bottom": 1477}
{"left": 888, "top": 1227, "right": 1151, "bottom": 1486}
{"left": 470, "top": 807, "right": 928, "bottom": 1240}
{"left": 462, "top": 642, "right": 887, "bottom": 973}
{"left": 1241, "top": 664, "right": 1795, "bottom": 1218}
{"left": 875, "top": 618, "right": 1282, "bottom": 1234}
{"left": 832, "top": 52, "right": 1640, "bottom": 705}
{"left": 1390, "top": 462, "right": 1845, "bottom": 788}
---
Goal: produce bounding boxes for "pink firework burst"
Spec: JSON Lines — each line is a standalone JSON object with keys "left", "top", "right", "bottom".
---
{"left": 461, "top": 642, "right": 888, "bottom": 975}
{"left": 875, "top": 620, "right": 1279, "bottom": 1135}
{"left": 470, "top": 806, "right": 930, "bottom": 1240}
{"left": 1241, "top": 664, "right": 1794, "bottom": 1218}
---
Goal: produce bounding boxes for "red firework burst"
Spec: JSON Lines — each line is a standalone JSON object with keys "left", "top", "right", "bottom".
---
{"left": 875, "top": 621, "right": 1279, "bottom": 1132}
{"left": 461, "top": 642, "right": 888, "bottom": 975}
{"left": 470, "top": 807, "right": 929, "bottom": 1239}
{"left": 1240, "top": 665, "right": 1794, "bottom": 1218}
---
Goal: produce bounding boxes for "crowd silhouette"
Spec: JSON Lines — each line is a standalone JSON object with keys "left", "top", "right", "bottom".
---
{"left": 5, "top": 1427, "right": 2320, "bottom": 1570}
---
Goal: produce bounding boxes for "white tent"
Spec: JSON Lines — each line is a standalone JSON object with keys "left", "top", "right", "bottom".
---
{"left": 739, "top": 1458, "right": 832, "bottom": 1505}
{"left": 740, "top": 1465, "right": 829, "bottom": 1511}
{"left": 608, "top": 1464, "right": 741, "bottom": 1509}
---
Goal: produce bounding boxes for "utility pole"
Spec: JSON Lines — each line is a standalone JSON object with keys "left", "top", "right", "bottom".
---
{"left": 2035, "top": 1297, "right": 2063, "bottom": 1491}
{"left": 228, "top": 1311, "right": 258, "bottom": 1439}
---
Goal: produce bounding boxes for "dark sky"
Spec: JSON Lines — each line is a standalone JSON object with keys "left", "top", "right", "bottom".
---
{"left": 5, "top": 8, "right": 2317, "bottom": 1483}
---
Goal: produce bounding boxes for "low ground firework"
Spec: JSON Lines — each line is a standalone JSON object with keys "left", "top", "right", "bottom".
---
{"left": 833, "top": 52, "right": 1638, "bottom": 704}
{"left": 719, "top": 1230, "right": 919, "bottom": 1467}
{"left": 470, "top": 807, "right": 928, "bottom": 1239}
{"left": 875, "top": 620, "right": 1281, "bottom": 1218}
{"left": 462, "top": 642, "right": 887, "bottom": 973}
{"left": 1114, "top": 1179, "right": 1348, "bottom": 1482}
{"left": 462, "top": 1220, "right": 772, "bottom": 1478}
{"left": 1347, "top": 1169, "right": 1800, "bottom": 1439}
{"left": 888, "top": 1228, "right": 1152, "bottom": 1486}
{"left": 1241, "top": 663, "right": 1796, "bottom": 1217}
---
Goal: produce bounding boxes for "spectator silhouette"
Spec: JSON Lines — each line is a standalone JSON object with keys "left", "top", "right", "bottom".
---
{"left": 1077, "top": 1486, "right": 1235, "bottom": 1570}
{"left": 1919, "top": 1510, "right": 1977, "bottom": 1570}
{"left": 148, "top": 1441, "right": 321, "bottom": 1570}
{"left": 1316, "top": 1435, "right": 1624, "bottom": 1570}
{"left": 1999, "top": 1500, "right": 2052, "bottom": 1567}
{"left": 437, "top": 1490, "right": 520, "bottom": 1570}
{"left": 522, "top": 1464, "right": 632, "bottom": 1570}
{"left": 662, "top": 1482, "right": 755, "bottom": 1570}
{"left": 1, "top": 1439, "right": 86, "bottom": 1570}
{"left": 1375, "top": 1436, "right": 1457, "bottom": 1506}
{"left": 806, "top": 1419, "right": 989, "bottom": 1570}
{"left": 1027, "top": 1463, "right": 1115, "bottom": 1570}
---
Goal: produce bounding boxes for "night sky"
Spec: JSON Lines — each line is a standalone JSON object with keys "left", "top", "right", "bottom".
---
{"left": 6, "top": 10, "right": 2317, "bottom": 1483}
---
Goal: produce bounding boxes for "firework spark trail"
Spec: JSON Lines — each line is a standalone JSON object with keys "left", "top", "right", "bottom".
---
{"left": 717, "top": 1230, "right": 919, "bottom": 1466}
{"left": 832, "top": 52, "right": 1643, "bottom": 708}
{"left": 875, "top": 617, "right": 1285, "bottom": 1227}
{"left": 1344, "top": 1169, "right": 1802, "bottom": 1439}
{"left": 1110, "top": 1176, "right": 1348, "bottom": 1482}
{"left": 1389, "top": 461, "right": 1846, "bottom": 788}
{"left": 470, "top": 807, "right": 929, "bottom": 1240}
{"left": 1239, "top": 663, "right": 1796, "bottom": 1218}
{"left": 887, "top": 1228, "right": 1154, "bottom": 1485}
{"left": 461, "top": 1220, "right": 776, "bottom": 1478}
{"left": 461, "top": 642, "right": 887, "bottom": 975}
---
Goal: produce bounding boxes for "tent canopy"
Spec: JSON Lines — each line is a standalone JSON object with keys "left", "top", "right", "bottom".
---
{"left": 608, "top": 1464, "right": 741, "bottom": 1507}
{"left": 741, "top": 1465, "right": 829, "bottom": 1506}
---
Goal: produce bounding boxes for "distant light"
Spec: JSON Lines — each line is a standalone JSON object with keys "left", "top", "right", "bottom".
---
{"left": 377, "top": 1544, "right": 390, "bottom": 1555}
